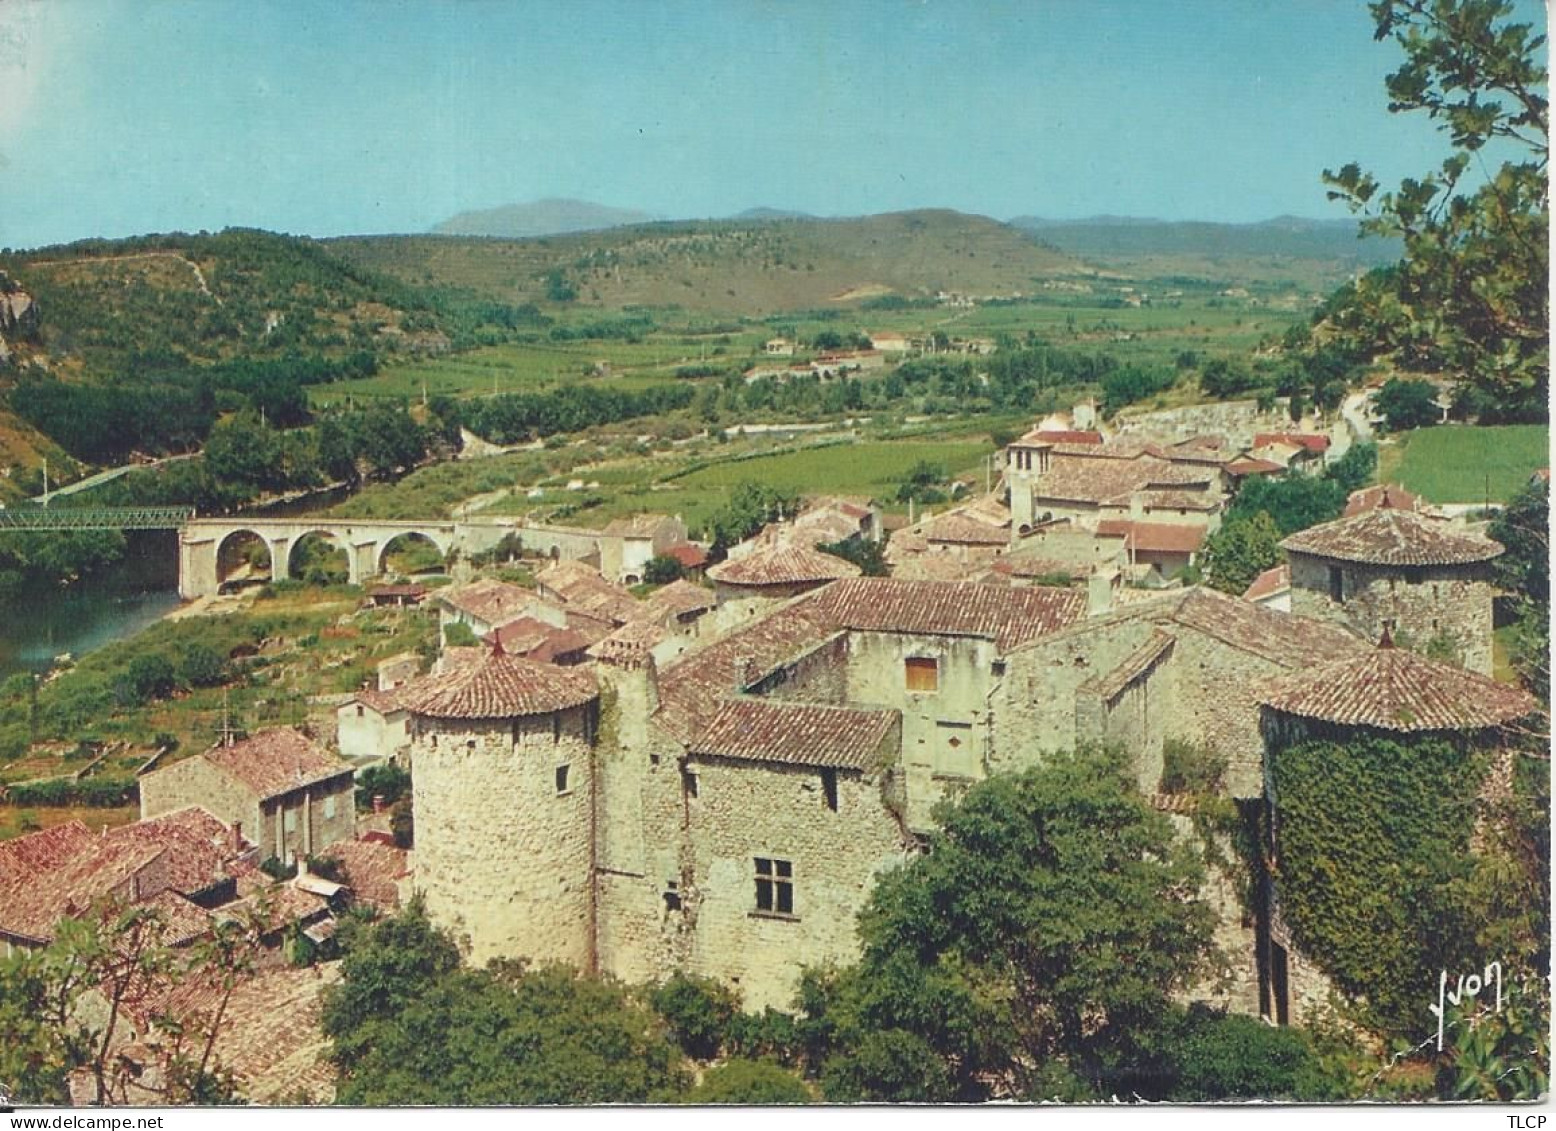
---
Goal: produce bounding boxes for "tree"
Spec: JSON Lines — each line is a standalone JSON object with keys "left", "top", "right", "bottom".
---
{"left": 706, "top": 480, "right": 799, "bottom": 551}
{"left": 1226, "top": 474, "right": 1346, "bottom": 536}
{"left": 803, "top": 747, "right": 1216, "bottom": 1101}
{"left": 642, "top": 555, "right": 685, "bottom": 586}
{"left": 178, "top": 643, "right": 229, "bottom": 689}
{"left": 816, "top": 535, "right": 888, "bottom": 577}
{"left": 683, "top": 1058, "right": 812, "bottom": 1104}
{"left": 1202, "top": 511, "right": 1283, "bottom": 596}
{"left": 650, "top": 971, "right": 740, "bottom": 1060}
{"left": 1375, "top": 377, "right": 1443, "bottom": 431}
{"left": 1489, "top": 478, "right": 1549, "bottom": 701}
{"left": 323, "top": 904, "right": 689, "bottom": 1104}
{"left": 1324, "top": 439, "right": 1379, "bottom": 494}
{"left": 1323, "top": 1, "right": 1548, "bottom": 423}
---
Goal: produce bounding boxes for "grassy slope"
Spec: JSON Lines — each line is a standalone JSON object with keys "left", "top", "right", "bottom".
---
{"left": 1376, "top": 424, "right": 1549, "bottom": 504}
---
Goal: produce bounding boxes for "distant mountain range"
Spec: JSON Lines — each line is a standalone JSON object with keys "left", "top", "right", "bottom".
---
{"left": 1008, "top": 214, "right": 1401, "bottom": 265}
{"left": 430, "top": 200, "right": 1401, "bottom": 267}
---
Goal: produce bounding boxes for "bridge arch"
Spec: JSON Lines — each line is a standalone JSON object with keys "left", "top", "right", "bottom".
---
{"left": 378, "top": 531, "right": 447, "bottom": 577}
{"left": 286, "top": 529, "right": 351, "bottom": 585}
{"left": 215, "top": 528, "right": 273, "bottom": 591}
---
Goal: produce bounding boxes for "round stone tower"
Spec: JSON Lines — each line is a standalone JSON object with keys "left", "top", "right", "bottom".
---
{"left": 400, "top": 644, "right": 600, "bottom": 969}
{"left": 1281, "top": 506, "right": 1503, "bottom": 674}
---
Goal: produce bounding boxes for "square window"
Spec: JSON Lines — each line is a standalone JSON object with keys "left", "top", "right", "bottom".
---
{"left": 555, "top": 764, "right": 571, "bottom": 794}
{"left": 755, "top": 857, "right": 794, "bottom": 915}
{"left": 905, "top": 656, "right": 939, "bottom": 692}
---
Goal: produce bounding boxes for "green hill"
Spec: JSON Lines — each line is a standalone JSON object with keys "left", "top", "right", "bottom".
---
{"left": 327, "top": 210, "right": 1083, "bottom": 316}
{"left": 0, "top": 228, "right": 460, "bottom": 375}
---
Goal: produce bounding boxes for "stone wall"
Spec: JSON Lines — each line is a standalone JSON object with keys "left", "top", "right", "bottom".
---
{"left": 411, "top": 706, "right": 596, "bottom": 968}
{"left": 264, "top": 777, "right": 355, "bottom": 865}
{"left": 1114, "top": 399, "right": 1294, "bottom": 450}
{"left": 1288, "top": 552, "right": 1495, "bottom": 674}
{"left": 838, "top": 632, "right": 998, "bottom": 830}
{"left": 141, "top": 757, "right": 263, "bottom": 851}
{"left": 337, "top": 703, "right": 409, "bottom": 761}
{"left": 676, "top": 754, "right": 908, "bottom": 1011}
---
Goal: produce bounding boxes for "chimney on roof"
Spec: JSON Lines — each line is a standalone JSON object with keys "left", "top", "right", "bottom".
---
{"left": 372, "top": 793, "right": 386, "bottom": 814}
{"left": 1087, "top": 567, "right": 1117, "bottom": 617}
{"left": 232, "top": 821, "right": 243, "bottom": 854}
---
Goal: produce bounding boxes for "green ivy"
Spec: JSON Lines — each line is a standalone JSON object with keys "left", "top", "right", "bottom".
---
{"left": 1269, "top": 733, "right": 1490, "bottom": 1036}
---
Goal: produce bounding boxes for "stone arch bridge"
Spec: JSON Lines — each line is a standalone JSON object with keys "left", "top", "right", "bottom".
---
{"left": 179, "top": 518, "right": 482, "bottom": 599}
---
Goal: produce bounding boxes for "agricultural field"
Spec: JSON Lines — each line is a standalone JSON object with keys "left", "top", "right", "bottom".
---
{"left": 1376, "top": 424, "right": 1549, "bottom": 504}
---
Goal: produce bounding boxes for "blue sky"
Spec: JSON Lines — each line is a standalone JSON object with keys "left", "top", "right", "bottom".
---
{"left": 0, "top": 0, "right": 1542, "bottom": 247}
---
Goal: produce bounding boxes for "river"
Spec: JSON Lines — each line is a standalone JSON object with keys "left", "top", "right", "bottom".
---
{"left": 0, "top": 531, "right": 183, "bottom": 678}
{"left": 0, "top": 483, "right": 370, "bottom": 679}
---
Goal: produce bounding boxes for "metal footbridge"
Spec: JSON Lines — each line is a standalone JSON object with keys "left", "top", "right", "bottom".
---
{"left": 0, "top": 506, "right": 196, "bottom": 531}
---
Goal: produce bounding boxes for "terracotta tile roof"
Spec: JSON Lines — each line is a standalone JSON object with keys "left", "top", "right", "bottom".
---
{"left": 140, "top": 890, "right": 215, "bottom": 946}
{"left": 1242, "top": 563, "right": 1291, "bottom": 602}
{"left": 1226, "top": 457, "right": 1285, "bottom": 477}
{"left": 810, "top": 577, "right": 1086, "bottom": 651}
{"left": 707, "top": 544, "right": 862, "bottom": 587}
{"left": 1096, "top": 520, "right": 1208, "bottom": 554}
{"left": 1030, "top": 453, "right": 1178, "bottom": 506}
{"left": 130, "top": 964, "right": 343, "bottom": 1105}
{"left": 437, "top": 577, "right": 534, "bottom": 626}
{"left": 0, "top": 836, "right": 160, "bottom": 943}
{"left": 691, "top": 700, "right": 899, "bottom": 770}
{"left": 321, "top": 839, "right": 409, "bottom": 911}
{"left": 993, "top": 555, "right": 1089, "bottom": 581}
{"left": 1281, "top": 508, "right": 1503, "bottom": 567}
{"left": 1127, "top": 490, "right": 1222, "bottom": 513}
{"left": 603, "top": 513, "right": 674, "bottom": 538}
{"left": 1262, "top": 646, "right": 1540, "bottom": 732}
{"left": 113, "top": 807, "right": 245, "bottom": 895}
{"left": 399, "top": 645, "right": 598, "bottom": 719}
{"left": 1254, "top": 432, "right": 1331, "bottom": 453}
{"left": 1030, "top": 428, "right": 1104, "bottom": 445}
{"left": 350, "top": 686, "right": 405, "bottom": 714}
{"left": 1344, "top": 483, "right": 1422, "bottom": 517}
{"left": 535, "top": 561, "right": 641, "bottom": 624}
{"left": 0, "top": 819, "right": 94, "bottom": 875}
{"left": 368, "top": 583, "right": 427, "bottom": 600}
{"left": 888, "top": 551, "right": 1002, "bottom": 582}
{"left": 201, "top": 729, "right": 352, "bottom": 802}
{"left": 588, "top": 618, "right": 670, "bottom": 666}
{"left": 1168, "top": 587, "right": 1368, "bottom": 670}
{"left": 922, "top": 511, "right": 1010, "bottom": 545}
{"left": 641, "top": 578, "right": 716, "bottom": 619}
{"left": 484, "top": 616, "right": 593, "bottom": 662}
{"left": 662, "top": 541, "right": 710, "bottom": 569}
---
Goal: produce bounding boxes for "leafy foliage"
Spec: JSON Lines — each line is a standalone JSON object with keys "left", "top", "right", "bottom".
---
{"left": 355, "top": 762, "right": 412, "bottom": 813}
{"left": 1225, "top": 473, "right": 1346, "bottom": 536}
{"left": 1375, "top": 377, "right": 1443, "bottom": 431}
{"left": 650, "top": 972, "right": 740, "bottom": 1061}
{"left": 682, "top": 1058, "right": 812, "bottom": 1104}
{"left": 816, "top": 535, "right": 889, "bottom": 577}
{"left": 1268, "top": 733, "right": 1510, "bottom": 1036}
{"left": 323, "top": 903, "right": 689, "bottom": 1104}
{"left": 642, "top": 555, "right": 685, "bottom": 585}
{"left": 801, "top": 747, "right": 1216, "bottom": 1101}
{"left": 705, "top": 480, "right": 799, "bottom": 551}
{"left": 1165, "top": 1005, "right": 1346, "bottom": 1101}
{"left": 1202, "top": 510, "right": 1282, "bottom": 595}
{"left": 1489, "top": 479, "right": 1549, "bottom": 702}
{"left": 1322, "top": 1, "right": 1548, "bottom": 423}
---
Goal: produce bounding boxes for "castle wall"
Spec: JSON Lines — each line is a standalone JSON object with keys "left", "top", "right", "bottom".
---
{"left": 837, "top": 632, "right": 997, "bottom": 831}
{"left": 410, "top": 706, "right": 595, "bottom": 969}
{"left": 677, "top": 753, "right": 907, "bottom": 1012}
{"left": 1288, "top": 552, "right": 1495, "bottom": 674}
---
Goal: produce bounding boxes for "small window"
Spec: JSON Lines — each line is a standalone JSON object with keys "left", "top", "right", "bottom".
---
{"left": 663, "top": 880, "right": 682, "bottom": 912}
{"left": 683, "top": 768, "right": 699, "bottom": 799}
{"left": 552, "top": 714, "right": 562, "bottom": 743}
{"left": 821, "top": 768, "right": 838, "bottom": 812}
{"left": 555, "top": 764, "right": 571, "bottom": 795}
{"left": 324, "top": 795, "right": 337, "bottom": 820}
{"left": 355, "top": 705, "right": 364, "bottom": 718}
{"left": 905, "top": 656, "right": 939, "bottom": 692}
{"left": 1328, "top": 566, "right": 1344, "bottom": 602}
{"left": 755, "top": 857, "right": 793, "bottom": 915}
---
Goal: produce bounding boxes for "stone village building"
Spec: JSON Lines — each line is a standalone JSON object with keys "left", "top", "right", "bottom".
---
{"left": 393, "top": 567, "right": 1500, "bottom": 1016}
{"left": 140, "top": 729, "right": 355, "bottom": 867}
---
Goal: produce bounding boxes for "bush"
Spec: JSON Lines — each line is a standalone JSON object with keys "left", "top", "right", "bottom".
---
{"left": 650, "top": 972, "right": 740, "bottom": 1061}
{"left": 1159, "top": 738, "right": 1228, "bottom": 795}
{"left": 178, "top": 643, "right": 229, "bottom": 689}
{"left": 683, "top": 1058, "right": 811, "bottom": 1104}
{"left": 356, "top": 762, "right": 411, "bottom": 812}
{"left": 443, "top": 621, "right": 478, "bottom": 648}
{"left": 642, "top": 555, "right": 684, "bottom": 586}
{"left": 1167, "top": 1007, "right": 1345, "bottom": 1101}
